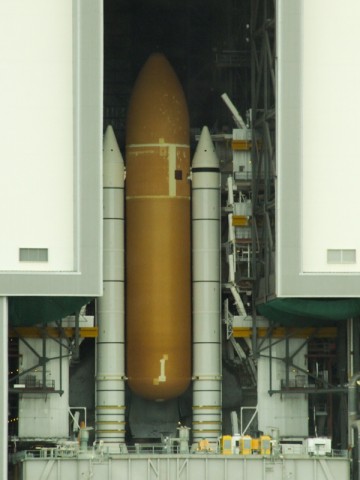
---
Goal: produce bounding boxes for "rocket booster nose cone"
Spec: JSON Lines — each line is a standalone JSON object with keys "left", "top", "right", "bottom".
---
{"left": 103, "top": 125, "right": 123, "bottom": 164}
{"left": 126, "top": 52, "right": 189, "bottom": 145}
{"left": 103, "top": 125, "right": 124, "bottom": 188}
{"left": 192, "top": 126, "right": 219, "bottom": 169}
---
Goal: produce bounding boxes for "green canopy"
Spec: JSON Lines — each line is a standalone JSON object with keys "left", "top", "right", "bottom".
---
{"left": 8, "top": 297, "right": 92, "bottom": 327}
{"left": 257, "top": 298, "right": 360, "bottom": 327}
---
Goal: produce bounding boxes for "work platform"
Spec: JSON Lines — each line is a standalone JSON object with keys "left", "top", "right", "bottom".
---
{"left": 14, "top": 451, "right": 349, "bottom": 480}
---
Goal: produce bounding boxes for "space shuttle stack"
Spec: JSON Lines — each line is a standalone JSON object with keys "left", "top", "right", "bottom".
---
{"left": 95, "top": 58, "right": 222, "bottom": 449}
{"left": 192, "top": 126, "right": 222, "bottom": 446}
{"left": 96, "top": 126, "right": 126, "bottom": 446}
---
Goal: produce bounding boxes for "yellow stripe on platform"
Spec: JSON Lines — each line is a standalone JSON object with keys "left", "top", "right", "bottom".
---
{"left": 9, "top": 326, "right": 98, "bottom": 338}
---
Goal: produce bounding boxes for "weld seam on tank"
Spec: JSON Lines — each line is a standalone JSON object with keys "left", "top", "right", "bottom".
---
{"left": 96, "top": 406, "right": 126, "bottom": 410}
{"left": 102, "top": 280, "right": 124, "bottom": 283}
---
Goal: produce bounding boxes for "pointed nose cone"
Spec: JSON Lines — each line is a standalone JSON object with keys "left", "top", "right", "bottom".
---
{"left": 126, "top": 53, "right": 189, "bottom": 145}
{"left": 103, "top": 125, "right": 123, "bottom": 165}
{"left": 192, "top": 126, "right": 219, "bottom": 169}
{"left": 103, "top": 125, "right": 124, "bottom": 188}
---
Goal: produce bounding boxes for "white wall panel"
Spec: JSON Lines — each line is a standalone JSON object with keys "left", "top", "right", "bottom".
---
{"left": 0, "top": 0, "right": 102, "bottom": 295}
{"left": 258, "top": 340, "right": 308, "bottom": 437}
{"left": 18, "top": 339, "right": 69, "bottom": 439}
{"left": 0, "top": 0, "right": 74, "bottom": 272}
{"left": 301, "top": 1, "right": 360, "bottom": 273}
{"left": 277, "top": 0, "right": 360, "bottom": 295}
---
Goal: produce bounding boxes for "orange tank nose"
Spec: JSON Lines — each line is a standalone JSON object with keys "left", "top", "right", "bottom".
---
{"left": 125, "top": 53, "right": 191, "bottom": 401}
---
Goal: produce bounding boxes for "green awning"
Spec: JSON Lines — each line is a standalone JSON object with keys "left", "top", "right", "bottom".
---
{"left": 257, "top": 298, "right": 360, "bottom": 327}
{"left": 8, "top": 297, "right": 92, "bottom": 327}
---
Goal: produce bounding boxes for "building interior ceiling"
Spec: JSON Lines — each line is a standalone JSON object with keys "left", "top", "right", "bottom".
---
{"left": 103, "top": 0, "right": 251, "bottom": 150}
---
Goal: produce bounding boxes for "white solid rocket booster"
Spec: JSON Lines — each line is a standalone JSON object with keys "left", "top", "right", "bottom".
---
{"left": 192, "top": 126, "right": 222, "bottom": 445}
{"left": 96, "top": 126, "right": 126, "bottom": 445}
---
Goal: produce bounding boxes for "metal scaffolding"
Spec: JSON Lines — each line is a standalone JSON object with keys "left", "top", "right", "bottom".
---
{"left": 251, "top": 0, "right": 276, "bottom": 312}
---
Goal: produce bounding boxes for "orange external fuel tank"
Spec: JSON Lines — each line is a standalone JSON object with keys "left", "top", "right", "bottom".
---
{"left": 125, "top": 53, "right": 191, "bottom": 401}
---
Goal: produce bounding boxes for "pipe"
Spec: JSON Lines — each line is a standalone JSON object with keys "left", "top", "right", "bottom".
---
{"left": 192, "top": 126, "right": 222, "bottom": 448}
{"left": 352, "top": 420, "right": 360, "bottom": 480}
{"left": 0, "top": 298, "right": 8, "bottom": 480}
{"left": 72, "top": 311, "right": 80, "bottom": 363}
{"left": 221, "top": 93, "right": 247, "bottom": 129}
{"left": 349, "top": 372, "right": 360, "bottom": 448}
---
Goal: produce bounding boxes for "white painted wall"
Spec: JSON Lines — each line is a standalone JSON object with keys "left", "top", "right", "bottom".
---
{"left": 301, "top": 0, "right": 360, "bottom": 274}
{"left": 277, "top": 0, "right": 360, "bottom": 295}
{"left": 0, "top": 0, "right": 74, "bottom": 271}
{"left": 258, "top": 339, "right": 308, "bottom": 437}
{"left": 18, "top": 338, "right": 69, "bottom": 439}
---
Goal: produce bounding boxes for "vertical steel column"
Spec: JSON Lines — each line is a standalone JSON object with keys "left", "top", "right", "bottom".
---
{"left": 192, "top": 127, "right": 222, "bottom": 447}
{"left": 0, "top": 298, "right": 8, "bottom": 479}
{"left": 251, "top": 0, "right": 276, "bottom": 356}
{"left": 96, "top": 126, "right": 126, "bottom": 447}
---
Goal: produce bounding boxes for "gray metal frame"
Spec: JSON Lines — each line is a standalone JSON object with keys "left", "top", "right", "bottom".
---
{"left": 0, "top": 299, "right": 8, "bottom": 480}
{"left": 8, "top": 321, "right": 77, "bottom": 397}
{"left": 16, "top": 454, "right": 350, "bottom": 480}
{"left": 251, "top": 0, "right": 276, "bottom": 309}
